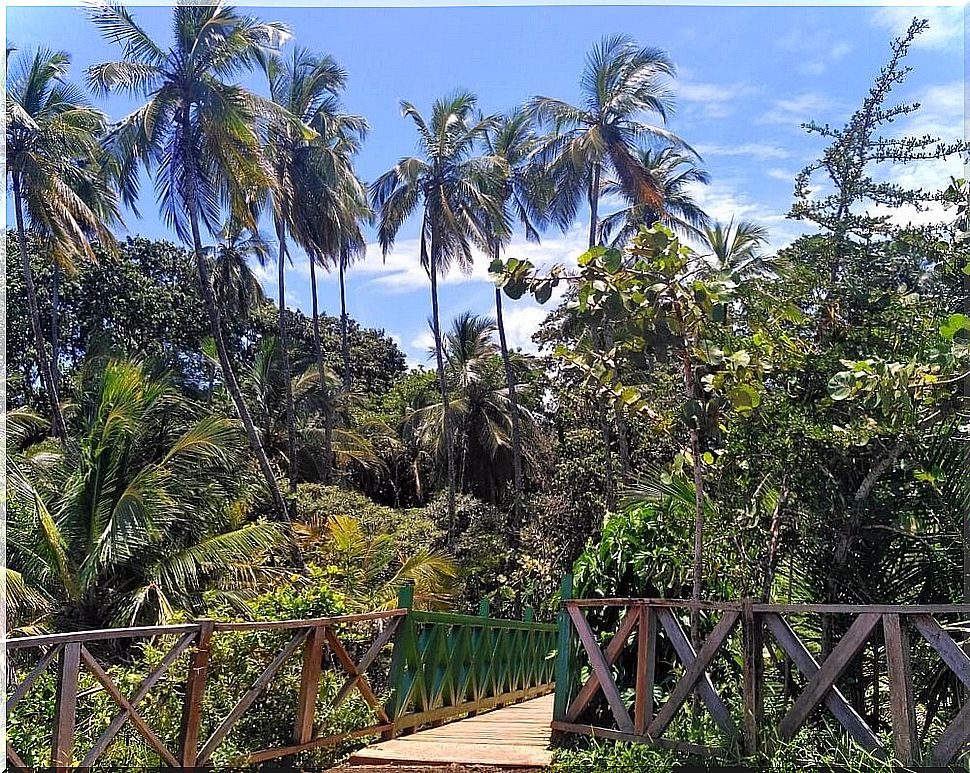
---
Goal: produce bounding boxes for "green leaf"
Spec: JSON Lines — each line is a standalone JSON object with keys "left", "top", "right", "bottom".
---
{"left": 727, "top": 384, "right": 760, "bottom": 413}
{"left": 488, "top": 258, "right": 504, "bottom": 274}
{"left": 535, "top": 281, "right": 553, "bottom": 305}
{"left": 940, "top": 313, "right": 970, "bottom": 341}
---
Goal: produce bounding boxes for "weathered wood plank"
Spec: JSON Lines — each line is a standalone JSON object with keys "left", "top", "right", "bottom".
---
{"left": 654, "top": 608, "right": 735, "bottom": 736}
{"left": 51, "top": 641, "right": 80, "bottom": 767}
{"left": 6, "top": 644, "right": 62, "bottom": 713}
{"left": 742, "top": 601, "right": 763, "bottom": 756}
{"left": 882, "top": 614, "right": 915, "bottom": 764}
{"left": 325, "top": 627, "right": 388, "bottom": 722}
{"left": 249, "top": 722, "right": 392, "bottom": 764}
{"left": 911, "top": 614, "right": 970, "bottom": 687}
{"left": 634, "top": 606, "right": 656, "bottom": 735}
{"left": 84, "top": 631, "right": 197, "bottom": 765}
{"left": 647, "top": 610, "right": 739, "bottom": 739}
{"left": 332, "top": 616, "right": 401, "bottom": 710}
{"left": 5, "top": 624, "right": 199, "bottom": 650}
{"left": 766, "top": 613, "right": 883, "bottom": 753}
{"left": 78, "top": 646, "right": 179, "bottom": 767}
{"left": 565, "top": 607, "right": 639, "bottom": 722}
{"left": 778, "top": 613, "right": 881, "bottom": 740}
{"left": 197, "top": 628, "right": 308, "bottom": 764}
{"left": 293, "top": 625, "right": 327, "bottom": 745}
{"left": 6, "top": 742, "right": 27, "bottom": 770}
{"left": 567, "top": 607, "right": 634, "bottom": 733}
{"left": 179, "top": 619, "right": 213, "bottom": 767}
{"left": 212, "top": 608, "right": 406, "bottom": 632}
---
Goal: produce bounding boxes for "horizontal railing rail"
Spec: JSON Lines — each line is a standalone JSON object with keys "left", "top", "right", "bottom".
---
{"left": 553, "top": 592, "right": 970, "bottom": 765}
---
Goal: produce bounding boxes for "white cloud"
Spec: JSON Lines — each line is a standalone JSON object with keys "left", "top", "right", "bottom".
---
{"left": 695, "top": 142, "right": 791, "bottom": 161}
{"left": 759, "top": 93, "right": 835, "bottom": 126}
{"left": 766, "top": 168, "right": 795, "bottom": 182}
{"left": 871, "top": 6, "right": 965, "bottom": 50}
{"left": 684, "top": 179, "right": 805, "bottom": 250}
{"left": 677, "top": 79, "right": 758, "bottom": 120}
{"left": 501, "top": 304, "right": 550, "bottom": 354}
{"left": 350, "top": 225, "right": 590, "bottom": 295}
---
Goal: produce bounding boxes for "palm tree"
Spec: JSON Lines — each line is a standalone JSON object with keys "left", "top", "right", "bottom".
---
{"left": 698, "top": 219, "right": 770, "bottom": 275}
{"left": 409, "top": 312, "right": 537, "bottom": 508}
{"left": 528, "top": 35, "right": 688, "bottom": 500}
{"left": 371, "top": 92, "right": 502, "bottom": 529}
{"left": 208, "top": 218, "right": 270, "bottom": 321}
{"left": 528, "top": 34, "right": 688, "bottom": 249}
{"left": 599, "top": 146, "right": 711, "bottom": 247}
{"left": 87, "top": 3, "right": 291, "bottom": 520}
{"left": 5, "top": 359, "right": 284, "bottom": 629}
{"left": 263, "top": 48, "right": 371, "bottom": 485}
{"left": 263, "top": 48, "right": 349, "bottom": 491}
{"left": 483, "top": 109, "right": 548, "bottom": 526}
{"left": 6, "top": 47, "right": 121, "bottom": 440}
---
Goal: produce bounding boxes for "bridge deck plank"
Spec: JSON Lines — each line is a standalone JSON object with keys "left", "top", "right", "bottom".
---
{"left": 349, "top": 695, "right": 554, "bottom": 768}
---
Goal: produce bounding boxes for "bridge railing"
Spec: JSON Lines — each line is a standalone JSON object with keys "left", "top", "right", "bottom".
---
{"left": 553, "top": 592, "right": 970, "bottom": 765}
{"left": 385, "top": 585, "right": 557, "bottom": 735}
{"left": 4, "top": 598, "right": 557, "bottom": 769}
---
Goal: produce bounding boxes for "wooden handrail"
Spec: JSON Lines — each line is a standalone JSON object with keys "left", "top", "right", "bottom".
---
{"left": 554, "top": 596, "right": 970, "bottom": 765}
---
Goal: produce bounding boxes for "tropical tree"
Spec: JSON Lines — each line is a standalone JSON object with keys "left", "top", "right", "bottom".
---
{"left": 263, "top": 48, "right": 371, "bottom": 484}
{"left": 371, "top": 92, "right": 502, "bottom": 528}
{"left": 87, "top": 2, "right": 291, "bottom": 519}
{"left": 208, "top": 219, "right": 270, "bottom": 322}
{"left": 408, "top": 312, "right": 538, "bottom": 508}
{"left": 527, "top": 34, "right": 689, "bottom": 500}
{"left": 5, "top": 359, "right": 284, "bottom": 629}
{"left": 599, "top": 146, "right": 711, "bottom": 247}
{"left": 483, "top": 109, "right": 548, "bottom": 526}
{"left": 528, "top": 34, "right": 688, "bottom": 249}
{"left": 6, "top": 47, "right": 121, "bottom": 439}
{"left": 698, "top": 219, "right": 770, "bottom": 276}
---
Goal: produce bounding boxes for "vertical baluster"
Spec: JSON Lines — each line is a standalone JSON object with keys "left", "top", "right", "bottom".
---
{"left": 383, "top": 582, "right": 414, "bottom": 739}
{"left": 179, "top": 620, "right": 214, "bottom": 767}
{"left": 51, "top": 642, "right": 81, "bottom": 769}
{"left": 293, "top": 624, "right": 327, "bottom": 744}
{"left": 742, "top": 599, "right": 763, "bottom": 757}
{"left": 634, "top": 604, "right": 656, "bottom": 736}
{"left": 883, "top": 614, "right": 915, "bottom": 764}
{"left": 552, "top": 574, "right": 574, "bottom": 743}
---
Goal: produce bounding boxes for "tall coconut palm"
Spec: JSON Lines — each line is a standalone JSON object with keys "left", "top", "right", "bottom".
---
{"left": 371, "top": 92, "right": 502, "bottom": 530}
{"left": 528, "top": 34, "right": 688, "bottom": 501}
{"left": 599, "top": 146, "right": 711, "bottom": 247}
{"left": 483, "top": 110, "right": 549, "bottom": 526}
{"left": 263, "top": 48, "right": 348, "bottom": 491}
{"left": 263, "top": 48, "right": 370, "bottom": 485}
{"left": 528, "top": 34, "right": 688, "bottom": 249}
{"left": 6, "top": 47, "right": 121, "bottom": 439}
{"left": 87, "top": 2, "right": 291, "bottom": 520}
{"left": 208, "top": 218, "right": 270, "bottom": 321}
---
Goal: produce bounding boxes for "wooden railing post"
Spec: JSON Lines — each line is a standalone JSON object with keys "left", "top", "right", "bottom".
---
{"left": 293, "top": 624, "right": 327, "bottom": 744}
{"left": 383, "top": 582, "right": 414, "bottom": 739}
{"left": 552, "top": 574, "right": 574, "bottom": 743}
{"left": 883, "top": 614, "right": 916, "bottom": 764}
{"left": 742, "top": 599, "right": 763, "bottom": 757}
{"left": 51, "top": 641, "right": 81, "bottom": 769}
{"left": 179, "top": 620, "right": 214, "bottom": 767}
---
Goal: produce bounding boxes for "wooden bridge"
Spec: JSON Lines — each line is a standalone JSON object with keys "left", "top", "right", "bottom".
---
{"left": 6, "top": 579, "right": 970, "bottom": 769}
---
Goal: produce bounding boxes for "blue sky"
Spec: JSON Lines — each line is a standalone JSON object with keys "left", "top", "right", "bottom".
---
{"left": 6, "top": 3, "right": 965, "bottom": 366}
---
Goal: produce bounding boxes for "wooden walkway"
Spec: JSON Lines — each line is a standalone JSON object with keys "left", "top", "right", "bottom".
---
{"left": 349, "top": 694, "right": 555, "bottom": 768}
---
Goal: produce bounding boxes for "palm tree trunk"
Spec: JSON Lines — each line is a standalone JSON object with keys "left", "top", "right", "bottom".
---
{"left": 588, "top": 164, "right": 616, "bottom": 509}
{"left": 964, "top": 267, "right": 970, "bottom": 603}
{"left": 339, "top": 250, "right": 352, "bottom": 392}
{"left": 276, "top": 229, "right": 298, "bottom": 493}
{"left": 178, "top": 113, "right": 288, "bottom": 524}
{"left": 13, "top": 175, "right": 67, "bottom": 440}
{"left": 51, "top": 261, "right": 61, "bottom": 392}
{"left": 309, "top": 254, "right": 335, "bottom": 485}
{"left": 680, "top": 346, "right": 706, "bottom": 650}
{"left": 493, "top": 247, "right": 525, "bottom": 531}
{"left": 426, "top": 227, "right": 457, "bottom": 536}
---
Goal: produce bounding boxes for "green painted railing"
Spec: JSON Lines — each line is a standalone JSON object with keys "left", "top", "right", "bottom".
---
{"left": 385, "top": 586, "right": 558, "bottom": 734}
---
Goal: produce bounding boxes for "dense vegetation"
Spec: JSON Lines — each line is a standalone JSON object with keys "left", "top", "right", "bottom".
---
{"left": 6, "top": 5, "right": 969, "bottom": 769}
